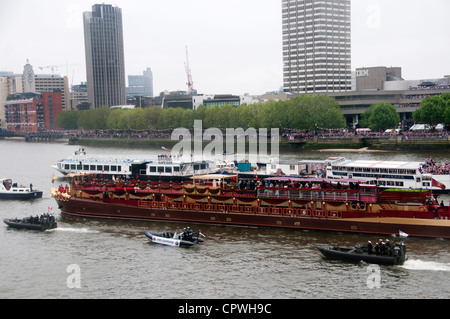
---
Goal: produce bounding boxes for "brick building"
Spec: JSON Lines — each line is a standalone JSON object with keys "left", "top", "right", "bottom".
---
{"left": 4, "top": 92, "right": 62, "bottom": 132}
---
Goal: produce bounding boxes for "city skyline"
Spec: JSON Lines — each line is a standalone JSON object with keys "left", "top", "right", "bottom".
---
{"left": 1, "top": 0, "right": 449, "bottom": 96}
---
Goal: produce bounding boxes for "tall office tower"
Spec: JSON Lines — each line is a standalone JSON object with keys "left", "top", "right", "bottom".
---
{"left": 83, "top": 4, "right": 126, "bottom": 108}
{"left": 282, "top": 0, "right": 351, "bottom": 94}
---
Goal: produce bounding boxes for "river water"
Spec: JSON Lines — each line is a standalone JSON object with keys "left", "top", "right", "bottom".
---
{"left": 0, "top": 139, "right": 449, "bottom": 300}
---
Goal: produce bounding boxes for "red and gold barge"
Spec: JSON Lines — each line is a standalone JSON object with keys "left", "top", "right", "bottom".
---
{"left": 51, "top": 175, "right": 450, "bottom": 239}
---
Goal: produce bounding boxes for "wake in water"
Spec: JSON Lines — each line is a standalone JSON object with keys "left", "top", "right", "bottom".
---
{"left": 400, "top": 259, "right": 450, "bottom": 272}
{"left": 49, "top": 227, "right": 99, "bottom": 234}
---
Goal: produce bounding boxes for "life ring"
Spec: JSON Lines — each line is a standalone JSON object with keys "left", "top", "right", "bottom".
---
{"left": 418, "top": 205, "right": 426, "bottom": 212}
{"left": 351, "top": 201, "right": 366, "bottom": 211}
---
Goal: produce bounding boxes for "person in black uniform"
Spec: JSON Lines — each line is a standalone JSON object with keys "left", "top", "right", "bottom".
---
{"left": 367, "top": 241, "right": 373, "bottom": 255}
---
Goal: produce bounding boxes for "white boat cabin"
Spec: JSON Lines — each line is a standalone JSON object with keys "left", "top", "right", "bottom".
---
{"left": 326, "top": 157, "right": 442, "bottom": 190}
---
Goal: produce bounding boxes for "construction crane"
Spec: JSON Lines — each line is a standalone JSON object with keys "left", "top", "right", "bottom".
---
{"left": 38, "top": 63, "right": 79, "bottom": 76}
{"left": 38, "top": 65, "right": 64, "bottom": 74}
{"left": 184, "top": 46, "right": 194, "bottom": 94}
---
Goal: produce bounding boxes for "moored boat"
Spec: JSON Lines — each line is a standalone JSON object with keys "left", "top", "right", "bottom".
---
{"left": 51, "top": 173, "right": 450, "bottom": 239}
{"left": 326, "top": 157, "right": 449, "bottom": 193}
{"left": 52, "top": 154, "right": 216, "bottom": 182}
{"left": 4, "top": 213, "right": 57, "bottom": 231}
{"left": 0, "top": 178, "right": 43, "bottom": 199}
{"left": 317, "top": 242, "right": 407, "bottom": 266}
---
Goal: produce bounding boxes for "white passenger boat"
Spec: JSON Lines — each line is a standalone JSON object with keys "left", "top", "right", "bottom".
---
{"left": 52, "top": 154, "right": 216, "bottom": 181}
{"left": 0, "top": 178, "right": 43, "bottom": 199}
{"left": 325, "top": 157, "right": 449, "bottom": 192}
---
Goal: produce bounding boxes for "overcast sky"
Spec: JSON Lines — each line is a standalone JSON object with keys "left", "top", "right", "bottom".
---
{"left": 1, "top": 0, "right": 449, "bottom": 95}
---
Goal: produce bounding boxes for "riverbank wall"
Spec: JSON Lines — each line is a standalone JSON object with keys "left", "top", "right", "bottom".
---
{"left": 68, "top": 135, "right": 450, "bottom": 151}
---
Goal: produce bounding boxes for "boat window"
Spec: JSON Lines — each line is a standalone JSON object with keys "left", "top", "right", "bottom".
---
{"left": 423, "top": 182, "right": 430, "bottom": 187}
{"left": 64, "top": 164, "right": 69, "bottom": 169}
{"left": 83, "top": 165, "right": 89, "bottom": 170}
{"left": 173, "top": 166, "right": 180, "bottom": 172}
{"left": 165, "top": 167, "right": 172, "bottom": 173}
{"left": 77, "top": 165, "right": 82, "bottom": 170}
{"left": 97, "top": 165, "right": 102, "bottom": 171}
{"left": 194, "top": 164, "right": 200, "bottom": 170}
{"left": 201, "top": 163, "right": 206, "bottom": 170}
{"left": 90, "top": 165, "right": 96, "bottom": 171}
{"left": 111, "top": 165, "right": 117, "bottom": 171}
{"left": 104, "top": 165, "right": 109, "bottom": 171}
{"left": 71, "top": 164, "right": 76, "bottom": 170}
{"left": 158, "top": 167, "right": 164, "bottom": 173}
{"left": 117, "top": 166, "right": 121, "bottom": 172}
{"left": 149, "top": 166, "right": 156, "bottom": 173}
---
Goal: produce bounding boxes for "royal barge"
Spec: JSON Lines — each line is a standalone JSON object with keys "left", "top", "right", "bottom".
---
{"left": 51, "top": 174, "right": 450, "bottom": 239}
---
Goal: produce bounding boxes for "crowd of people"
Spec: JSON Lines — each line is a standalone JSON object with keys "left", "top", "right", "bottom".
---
{"left": 284, "top": 127, "right": 449, "bottom": 141}
{"left": 64, "top": 129, "right": 172, "bottom": 140}
{"left": 22, "top": 127, "right": 448, "bottom": 142}
{"left": 419, "top": 158, "right": 450, "bottom": 175}
{"left": 408, "top": 84, "right": 450, "bottom": 91}
{"left": 367, "top": 239, "right": 397, "bottom": 256}
{"left": 57, "top": 184, "right": 70, "bottom": 193}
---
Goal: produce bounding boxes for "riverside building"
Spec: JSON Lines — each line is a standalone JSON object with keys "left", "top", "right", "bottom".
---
{"left": 83, "top": 4, "right": 126, "bottom": 108}
{"left": 282, "top": 0, "right": 352, "bottom": 94}
{"left": 4, "top": 92, "right": 62, "bottom": 132}
{"left": 327, "top": 67, "right": 450, "bottom": 128}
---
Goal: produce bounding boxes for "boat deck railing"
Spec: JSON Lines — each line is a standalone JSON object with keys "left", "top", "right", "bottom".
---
{"left": 72, "top": 181, "right": 379, "bottom": 203}
{"left": 256, "top": 187, "right": 377, "bottom": 202}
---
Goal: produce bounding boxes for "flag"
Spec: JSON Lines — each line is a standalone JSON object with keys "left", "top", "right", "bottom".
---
{"left": 51, "top": 174, "right": 57, "bottom": 184}
{"left": 399, "top": 230, "right": 409, "bottom": 238}
{"left": 432, "top": 178, "right": 446, "bottom": 190}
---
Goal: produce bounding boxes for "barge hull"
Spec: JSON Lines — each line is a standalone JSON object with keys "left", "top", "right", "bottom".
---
{"left": 56, "top": 198, "right": 450, "bottom": 239}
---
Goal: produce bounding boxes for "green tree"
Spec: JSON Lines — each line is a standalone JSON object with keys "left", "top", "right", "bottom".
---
{"left": 55, "top": 110, "right": 81, "bottom": 129}
{"left": 107, "top": 109, "right": 125, "bottom": 129}
{"left": 364, "top": 103, "right": 400, "bottom": 131}
{"left": 359, "top": 107, "right": 373, "bottom": 128}
{"left": 144, "top": 106, "right": 162, "bottom": 129}
{"left": 414, "top": 93, "right": 450, "bottom": 126}
{"left": 77, "top": 106, "right": 111, "bottom": 130}
{"left": 180, "top": 109, "right": 194, "bottom": 128}
{"left": 284, "top": 95, "right": 345, "bottom": 130}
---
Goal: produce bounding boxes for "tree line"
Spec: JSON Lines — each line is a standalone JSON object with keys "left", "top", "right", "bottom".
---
{"left": 56, "top": 95, "right": 346, "bottom": 131}
{"left": 56, "top": 93, "right": 450, "bottom": 132}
